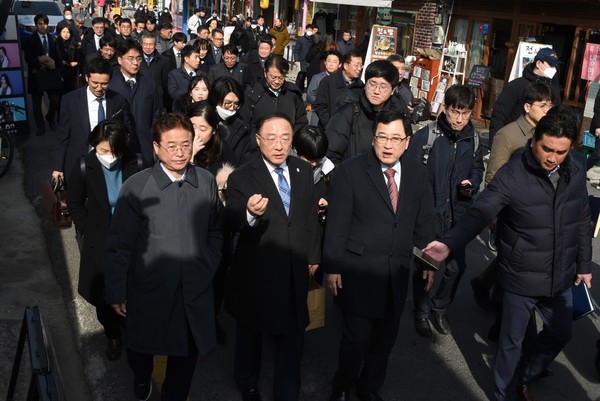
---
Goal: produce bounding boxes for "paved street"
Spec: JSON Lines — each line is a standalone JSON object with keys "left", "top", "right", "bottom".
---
{"left": 2, "top": 105, "right": 600, "bottom": 400}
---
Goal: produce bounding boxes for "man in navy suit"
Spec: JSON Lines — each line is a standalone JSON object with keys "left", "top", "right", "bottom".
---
{"left": 23, "top": 14, "right": 61, "bottom": 136}
{"left": 224, "top": 113, "right": 320, "bottom": 401}
{"left": 52, "top": 57, "right": 132, "bottom": 183}
{"left": 324, "top": 110, "right": 435, "bottom": 401}
{"left": 167, "top": 44, "right": 204, "bottom": 100}
{"left": 111, "top": 39, "right": 162, "bottom": 166}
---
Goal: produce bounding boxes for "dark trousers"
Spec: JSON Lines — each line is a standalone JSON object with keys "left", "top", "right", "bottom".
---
{"left": 295, "top": 71, "right": 307, "bottom": 92}
{"left": 332, "top": 308, "right": 402, "bottom": 395}
{"left": 95, "top": 302, "right": 122, "bottom": 339}
{"left": 31, "top": 90, "right": 60, "bottom": 130}
{"left": 494, "top": 288, "right": 572, "bottom": 401}
{"left": 413, "top": 246, "right": 466, "bottom": 319}
{"left": 127, "top": 333, "right": 198, "bottom": 401}
{"left": 234, "top": 320, "right": 305, "bottom": 401}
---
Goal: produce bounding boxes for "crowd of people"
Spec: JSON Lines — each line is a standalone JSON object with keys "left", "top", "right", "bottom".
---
{"left": 22, "top": 10, "right": 596, "bottom": 401}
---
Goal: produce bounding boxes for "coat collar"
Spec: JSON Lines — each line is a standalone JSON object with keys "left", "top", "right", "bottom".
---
{"left": 152, "top": 162, "right": 198, "bottom": 189}
{"left": 365, "top": 148, "right": 400, "bottom": 215}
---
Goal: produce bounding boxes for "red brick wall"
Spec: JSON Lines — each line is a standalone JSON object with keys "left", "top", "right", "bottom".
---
{"left": 412, "top": 2, "right": 437, "bottom": 54}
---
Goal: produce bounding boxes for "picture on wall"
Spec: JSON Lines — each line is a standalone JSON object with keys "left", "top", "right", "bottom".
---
{"left": 0, "top": 43, "right": 21, "bottom": 69}
{"left": 0, "top": 69, "right": 24, "bottom": 96}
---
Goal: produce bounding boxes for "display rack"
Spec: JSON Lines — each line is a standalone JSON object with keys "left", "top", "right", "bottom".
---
{"left": 440, "top": 50, "right": 467, "bottom": 85}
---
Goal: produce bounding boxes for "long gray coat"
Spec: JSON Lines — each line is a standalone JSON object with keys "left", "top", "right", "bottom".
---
{"left": 105, "top": 163, "right": 222, "bottom": 356}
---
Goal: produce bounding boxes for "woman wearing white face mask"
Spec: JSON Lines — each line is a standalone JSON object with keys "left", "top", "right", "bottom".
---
{"left": 208, "top": 76, "right": 253, "bottom": 166}
{"left": 66, "top": 120, "right": 145, "bottom": 362}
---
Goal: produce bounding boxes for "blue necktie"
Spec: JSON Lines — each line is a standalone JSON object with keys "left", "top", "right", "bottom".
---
{"left": 96, "top": 97, "right": 105, "bottom": 123}
{"left": 275, "top": 167, "right": 290, "bottom": 215}
{"left": 42, "top": 35, "right": 48, "bottom": 55}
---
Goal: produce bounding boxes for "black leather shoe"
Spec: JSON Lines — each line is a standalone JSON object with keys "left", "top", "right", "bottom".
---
{"left": 241, "top": 388, "right": 262, "bottom": 401}
{"left": 487, "top": 322, "right": 500, "bottom": 342}
{"left": 414, "top": 318, "right": 432, "bottom": 337}
{"left": 471, "top": 277, "right": 494, "bottom": 311}
{"left": 357, "top": 393, "right": 384, "bottom": 401}
{"left": 430, "top": 312, "right": 451, "bottom": 335}
{"left": 516, "top": 384, "right": 535, "bottom": 401}
{"left": 329, "top": 390, "right": 350, "bottom": 401}
{"left": 133, "top": 380, "right": 152, "bottom": 401}
{"left": 106, "top": 337, "right": 122, "bottom": 360}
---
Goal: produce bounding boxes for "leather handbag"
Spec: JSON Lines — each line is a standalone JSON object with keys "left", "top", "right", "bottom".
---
{"left": 305, "top": 272, "right": 325, "bottom": 331}
{"left": 42, "top": 178, "right": 72, "bottom": 229}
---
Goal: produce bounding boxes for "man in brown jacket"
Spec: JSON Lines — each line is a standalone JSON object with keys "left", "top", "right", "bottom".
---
{"left": 269, "top": 18, "right": 290, "bottom": 56}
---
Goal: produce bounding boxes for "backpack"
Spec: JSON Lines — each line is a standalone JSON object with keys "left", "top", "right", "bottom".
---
{"left": 422, "top": 121, "right": 480, "bottom": 165}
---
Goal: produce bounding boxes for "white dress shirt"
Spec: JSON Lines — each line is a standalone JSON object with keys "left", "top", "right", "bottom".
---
{"left": 246, "top": 157, "right": 291, "bottom": 225}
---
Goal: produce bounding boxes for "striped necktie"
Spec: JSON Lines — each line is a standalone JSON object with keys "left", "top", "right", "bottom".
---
{"left": 384, "top": 168, "right": 398, "bottom": 212}
{"left": 275, "top": 167, "right": 290, "bottom": 215}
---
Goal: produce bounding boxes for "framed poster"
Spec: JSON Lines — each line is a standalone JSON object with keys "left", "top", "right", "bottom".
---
{"left": 421, "top": 69, "right": 430, "bottom": 81}
{"left": 421, "top": 80, "right": 430, "bottom": 91}
{"left": 413, "top": 66, "right": 422, "bottom": 78}
{"left": 418, "top": 90, "right": 428, "bottom": 99}
{"left": 409, "top": 76, "right": 419, "bottom": 88}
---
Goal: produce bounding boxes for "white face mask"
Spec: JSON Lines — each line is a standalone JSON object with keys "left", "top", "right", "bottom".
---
{"left": 543, "top": 66, "right": 557, "bottom": 79}
{"left": 65, "top": 15, "right": 73, "bottom": 20}
{"left": 251, "top": 24, "right": 257, "bottom": 29}
{"left": 216, "top": 105, "right": 237, "bottom": 120}
{"left": 96, "top": 153, "right": 119, "bottom": 169}
{"left": 305, "top": 31, "right": 313, "bottom": 37}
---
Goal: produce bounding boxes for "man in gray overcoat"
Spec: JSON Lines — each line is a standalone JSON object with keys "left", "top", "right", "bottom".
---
{"left": 105, "top": 113, "right": 223, "bottom": 401}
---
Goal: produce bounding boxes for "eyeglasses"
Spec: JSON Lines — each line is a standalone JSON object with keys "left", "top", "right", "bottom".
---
{"left": 446, "top": 108, "right": 472, "bottom": 119}
{"left": 157, "top": 142, "right": 192, "bottom": 154}
{"left": 266, "top": 74, "right": 286, "bottom": 82}
{"left": 347, "top": 62, "right": 363, "bottom": 69}
{"left": 258, "top": 135, "right": 291, "bottom": 146}
{"left": 366, "top": 80, "right": 392, "bottom": 92}
{"left": 212, "top": 37, "right": 224, "bottom": 42}
{"left": 222, "top": 100, "right": 241, "bottom": 110}
{"left": 123, "top": 56, "right": 143, "bottom": 63}
{"left": 374, "top": 134, "right": 408, "bottom": 145}
{"left": 531, "top": 102, "right": 553, "bottom": 111}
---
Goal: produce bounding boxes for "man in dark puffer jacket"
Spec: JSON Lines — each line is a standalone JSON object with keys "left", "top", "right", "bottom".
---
{"left": 423, "top": 106, "right": 592, "bottom": 401}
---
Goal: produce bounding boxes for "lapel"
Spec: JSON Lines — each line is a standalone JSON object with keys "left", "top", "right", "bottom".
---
{"left": 286, "top": 157, "right": 303, "bottom": 220}
{"left": 86, "top": 153, "right": 110, "bottom": 213}
{"left": 365, "top": 149, "right": 396, "bottom": 215}
{"left": 79, "top": 88, "right": 91, "bottom": 133}
{"left": 251, "top": 155, "right": 288, "bottom": 219}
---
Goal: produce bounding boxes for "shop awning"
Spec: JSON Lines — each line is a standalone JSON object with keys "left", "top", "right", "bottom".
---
{"left": 310, "top": 0, "right": 392, "bottom": 7}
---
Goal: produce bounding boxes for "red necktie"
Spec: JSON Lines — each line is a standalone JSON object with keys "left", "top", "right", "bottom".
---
{"left": 384, "top": 168, "right": 398, "bottom": 212}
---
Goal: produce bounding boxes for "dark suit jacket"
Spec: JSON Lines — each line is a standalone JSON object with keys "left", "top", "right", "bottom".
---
{"left": 66, "top": 151, "right": 141, "bottom": 305}
{"left": 322, "top": 149, "right": 435, "bottom": 319}
{"left": 55, "top": 87, "right": 132, "bottom": 182}
{"left": 207, "top": 61, "right": 249, "bottom": 87}
{"left": 161, "top": 47, "right": 178, "bottom": 72}
{"left": 224, "top": 154, "right": 321, "bottom": 334}
{"left": 139, "top": 51, "right": 170, "bottom": 98}
{"left": 314, "top": 70, "right": 364, "bottom": 130}
{"left": 168, "top": 67, "right": 207, "bottom": 100}
{"left": 24, "top": 32, "right": 60, "bottom": 94}
{"left": 110, "top": 71, "right": 162, "bottom": 166}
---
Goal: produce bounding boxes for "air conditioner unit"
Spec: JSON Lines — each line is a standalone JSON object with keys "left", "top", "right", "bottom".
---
{"left": 432, "top": 25, "right": 444, "bottom": 45}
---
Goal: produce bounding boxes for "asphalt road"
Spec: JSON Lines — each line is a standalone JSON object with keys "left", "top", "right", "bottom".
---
{"left": 3, "top": 91, "right": 600, "bottom": 400}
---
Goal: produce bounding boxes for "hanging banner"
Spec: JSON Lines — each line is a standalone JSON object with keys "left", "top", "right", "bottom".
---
{"left": 508, "top": 42, "right": 552, "bottom": 82}
{"left": 582, "top": 43, "right": 600, "bottom": 82}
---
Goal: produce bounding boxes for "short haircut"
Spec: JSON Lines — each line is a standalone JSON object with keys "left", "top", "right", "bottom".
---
{"left": 342, "top": 50, "right": 362, "bottom": 65}
{"left": 160, "top": 22, "right": 173, "bottom": 30}
{"left": 256, "top": 112, "right": 293, "bottom": 135}
{"left": 522, "top": 82, "right": 555, "bottom": 106}
{"left": 264, "top": 55, "right": 289, "bottom": 75}
{"left": 194, "top": 38, "right": 211, "bottom": 51}
{"left": 211, "top": 28, "right": 224, "bottom": 37}
{"left": 116, "top": 38, "right": 142, "bottom": 57}
{"left": 34, "top": 13, "right": 49, "bottom": 25}
{"left": 134, "top": 18, "right": 145, "bottom": 25}
{"left": 222, "top": 43, "right": 239, "bottom": 56}
{"left": 91, "top": 17, "right": 104, "bottom": 26}
{"left": 119, "top": 17, "right": 132, "bottom": 26}
{"left": 197, "top": 24, "right": 209, "bottom": 33}
{"left": 74, "top": 13, "right": 85, "bottom": 22}
{"left": 324, "top": 50, "right": 342, "bottom": 63}
{"left": 99, "top": 35, "right": 117, "bottom": 49}
{"left": 373, "top": 110, "right": 413, "bottom": 138}
{"left": 86, "top": 56, "right": 113, "bottom": 77}
{"left": 534, "top": 105, "right": 578, "bottom": 143}
{"left": 444, "top": 85, "right": 476, "bottom": 110}
{"left": 181, "top": 44, "right": 199, "bottom": 60}
{"left": 88, "top": 120, "right": 132, "bottom": 158}
{"left": 146, "top": 16, "right": 157, "bottom": 24}
{"left": 153, "top": 112, "right": 195, "bottom": 143}
{"left": 261, "top": 33, "right": 275, "bottom": 43}
{"left": 364, "top": 60, "right": 399, "bottom": 88}
{"left": 386, "top": 54, "right": 405, "bottom": 64}
{"left": 258, "top": 36, "right": 274, "bottom": 48}
{"left": 342, "top": 30, "right": 351, "bottom": 35}
{"left": 208, "top": 76, "right": 244, "bottom": 108}
{"left": 140, "top": 31, "right": 157, "bottom": 43}
{"left": 293, "top": 126, "right": 328, "bottom": 160}
{"left": 172, "top": 32, "right": 187, "bottom": 43}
